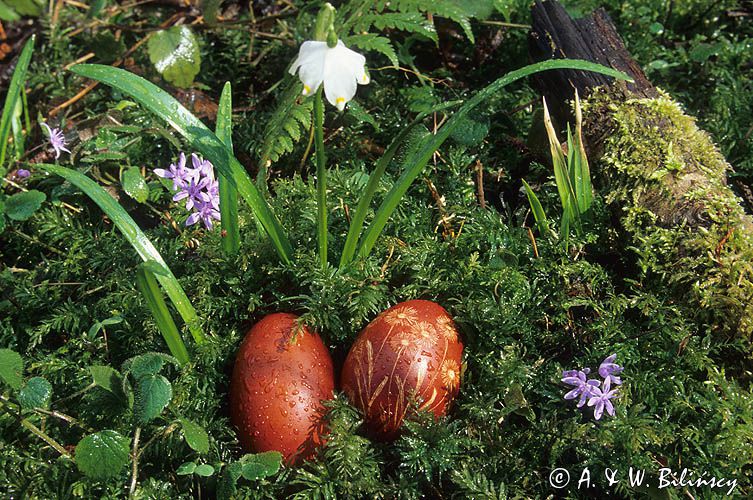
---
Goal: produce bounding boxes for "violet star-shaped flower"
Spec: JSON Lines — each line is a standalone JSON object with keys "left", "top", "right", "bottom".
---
{"left": 598, "top": 354, "right": 624, "bottom": 385}
{"left": 173, "top": 176, "right": 210, "bottom": 211}
{"left": 587, "top": 377, "right": 618, "bottom": 420}
{"left": 562, "top": 369, "right": 600, "bottom": 408}
{"left": 155, "top": 152, "right": 190, "bottom": 191}
{"left": 41, "top": 123, "right": 71, "bottom": 159}
{"left": 186, "top": 199, "right": 221, "bottom": 230}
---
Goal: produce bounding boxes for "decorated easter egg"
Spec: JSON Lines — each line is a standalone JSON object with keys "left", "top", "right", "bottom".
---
{"left": 340, "top": 300, "right": 463, "bottom": 440}
{"left": 229, "top": 313, "right": 334, "bottom": 464}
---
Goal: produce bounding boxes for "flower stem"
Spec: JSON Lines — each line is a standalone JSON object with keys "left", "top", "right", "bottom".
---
{"left": 216, "top": 82, "right": 240, "bottom": 256}
{"left": 314, "top": 88, "right": 327, "bottom": 268}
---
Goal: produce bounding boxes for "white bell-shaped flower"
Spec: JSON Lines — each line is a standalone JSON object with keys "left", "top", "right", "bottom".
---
{"left": 289, "top": 40, "right": 369, "bottom": 111}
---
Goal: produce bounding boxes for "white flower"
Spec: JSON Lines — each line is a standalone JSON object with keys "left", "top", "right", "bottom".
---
{"left": 288, "top": 40, "right": 369, "bottom": 111}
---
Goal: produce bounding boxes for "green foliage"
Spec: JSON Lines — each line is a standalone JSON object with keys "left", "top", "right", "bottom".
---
{"left": 75, "top": 430, "right": 131, "bottom": 480}
{"left": 0, "top": 36, "right": 33, "bottom": 169}
{"left": 179, "top": 418, "right": 209, "bottom": 454}
{"left": 120, "top": 167, "right": 148, "bottom": 203}
{"left": 17, "top": 376, "right": 52, "bottom": 409}
{"left": 4, "top": 189, "right": 46, "bottom": 221}
{"left": 0, "top": 0, "right": 44, "bottom": 21}
{"left": 148, "top": 26, "right": 202, "bottom": 88}
{"left": 258, "top": 79, "right": 313, "bottom": 166}
{"left": 0, "top": 348, "right": 24, "bottom": 389}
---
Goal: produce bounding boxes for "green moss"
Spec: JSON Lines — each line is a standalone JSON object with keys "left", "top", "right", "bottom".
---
{"left": 584, "top": 90, "right": 753, "bottom": 335}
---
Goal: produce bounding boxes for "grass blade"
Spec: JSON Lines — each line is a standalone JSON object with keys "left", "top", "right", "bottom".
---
{"left": 136, "top": 265, "right": 190, "bottom": 365}
{"left": 216, "top": 82, "right": 240, "bottom": 256}
{"left": 522, "top": 179, "right": 550, "bottom": 238}
{"left": 356, "top": 59, "right": 633, "bottom": 259}
{"left": 70, "top": 64, "right": 293, "bottom": 264}
{"left": 0, "top": 35, "right": 34, "bottom": 169}
{"left": 39, "top": 164, "right": 205, "bottom": 345}
{"left": 573, "top": 90, "right": 593, "bottom": 212}
{"left": 338, "top": 100, "right": 462, "bottom": 269}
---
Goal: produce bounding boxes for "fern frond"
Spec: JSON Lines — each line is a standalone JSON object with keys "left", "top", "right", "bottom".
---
{"left": 351, "top": 12, "right": 438, "bottom": 43}
{"left": 371, "top": 0, "right": 475, "bottom": 42}
{"left": 345, "top": 33, "right": 399, "bottom": 67}
{"left": 258, "top": 80, "right": 313, "bottom": 166}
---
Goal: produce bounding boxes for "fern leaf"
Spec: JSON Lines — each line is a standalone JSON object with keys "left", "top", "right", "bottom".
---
{"left": 352, "top": 12, "right": 438, "bottom": 43}
{"left": 258, "top": 80, "right": 313, "bottom": 165}
{"left": 346, "top": 33, "right": 399, "bottom": 67}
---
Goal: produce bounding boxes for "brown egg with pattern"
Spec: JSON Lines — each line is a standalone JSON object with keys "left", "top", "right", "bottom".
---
{"left": 340, "top": 300, "right": 463, "bottom": 440}
{"left": 229, "top": 313, "right": 335, "bottom": 464}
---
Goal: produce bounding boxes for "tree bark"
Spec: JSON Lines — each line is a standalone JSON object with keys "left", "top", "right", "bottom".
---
{"left": 528, "top": 0, "right": 753, "bottom": 337}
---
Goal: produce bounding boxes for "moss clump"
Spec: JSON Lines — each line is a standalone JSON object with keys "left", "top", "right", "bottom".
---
{"left": 584, "top": 90, "right": 753, "bottom": 336}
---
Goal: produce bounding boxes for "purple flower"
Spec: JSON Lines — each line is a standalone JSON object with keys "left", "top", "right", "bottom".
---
{"left": 158, "top": 152, "right": 220, "bottom": 231}
{"left": 173, "top": 176, "right": 210, "bottom": 211}
{"left": 587, "top": 377, "right": 618, "bottom": 420}
{"left": 562, "top": 370, "right": 601, "bottom": 408}
{"left": 41, "top": 123, "right": 71, "bottom": 159}
{"left": 186, "top": 199, "right": 221, "bottom": 230}
{"left": 598, "top": 354, "right": 623, "bottom": 386}
{"left": 155, "top": 152, "right": 190, "bottom": 191}
{"left": 15, "top": 169, "right": 31, "bottom": 179}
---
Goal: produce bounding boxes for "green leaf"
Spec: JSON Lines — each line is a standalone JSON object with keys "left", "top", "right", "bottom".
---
{"left": 17, "top": 376, "right": 52, "bottom": 409}
{"left": 5, "top": 190, "right": 45, "bottom": 221}
{"left": 0, "top": 36, "right": 33, "bottom": 166}
{"left": 240, "top": 451, "right": 283, "bottom": 481}
{"left": 39, "top": 164, "right": 203, "bottom": 346}
{"left": 346, "top": 33, "right": 398, "bottom": 67}
{"left": 356, "top": 59, "right": 632, "bottom": 260}
{"left": 126, "top": 352, "right": 176, "bottom": 379}
{"left": 216, "top": 81, "right": 240, "bottom": 256}
{"left": 90, "top": 365, "right": 124, "bottom": 396}
{"left": 69, "top": 65, "right": 293, "bottom": 264}
{"left": 0, "top": 1, "right": 21, "bottom": 21}
{"left": 194, "top": 464, "right": 215, "bottom": 476}
{"left": 176, "top": 461, "right": 196, "bottom": 475}
{"left": 0, "top": 348, "right": 24, "bottom": 389}
{"left": 133, "top": 373, "right": 172, "bottom": 424}
{"left": 75, "top": 430, "right": 131, "bottom": 480}
{"left": 148, "top": 26, "right": 201, "bottom": 88}
{"left": 120, "top": 167, "right": 149, "bottom": 203}
{"left": 180, "top": 418, "right": 209, "bottom": 454}
{"left": 136, "top": 267, "right": 190, "bottom": 365}
{"left": 521, "top": 180, "right": 550, "bottom": 238}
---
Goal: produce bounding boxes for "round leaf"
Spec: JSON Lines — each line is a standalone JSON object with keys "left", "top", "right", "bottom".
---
{"left": 18, "top": 376, "right": 52, "bottom": 409}
{"left": 121, "top": 167, "right": 149, "bottom": 203}
{"left": 0, "top": 348, "right": 24, "bottom": 389}
{"left": 5, "top": 190, "right": 46, "bottom": 221}
{"left": 148, "top": 26, "right": 201, "bottom": 88}
{"left": 194, "top": 464, "right": 215, "bottom": 477}
{"left": 240, "top": 451, "right": 282, "bottom": 481}
{"left": 133, "top": 373, "right": 172, "bottom": 424}
{"left": 176, "top": 461, "right": 196, "bottom": 475}
{"left": 180, "top": 418, "right": 209, "bottom": 454}
{"left": 75, "top": 430, "right": 130, "bottom": 480}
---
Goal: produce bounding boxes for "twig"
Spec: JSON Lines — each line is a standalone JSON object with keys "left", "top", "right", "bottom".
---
{"left": 298, "top": 120, "right": 315, "bottom": 173}
{"left": 527, "top": 227, "right": 540, "bottom": 258}
{"left": 62, "top": 52, "right": 95, "bottom": 71}
{"left": 129, "top": 427, "right": 141, "bottom": 498}
{"left": 475, "top": 159, "right": 486, "bottom": 209}
{"left": 0, "top": 397, "right": 72, "bottom": 459}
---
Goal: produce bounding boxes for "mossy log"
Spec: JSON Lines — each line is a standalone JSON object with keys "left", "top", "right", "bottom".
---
{"left": 529, "top": 0, "right": 753, "bottom": 336}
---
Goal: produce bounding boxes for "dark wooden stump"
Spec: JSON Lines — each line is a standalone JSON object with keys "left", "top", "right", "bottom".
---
{"left": 526, "top": 0, "right": 753, "bottom": 337}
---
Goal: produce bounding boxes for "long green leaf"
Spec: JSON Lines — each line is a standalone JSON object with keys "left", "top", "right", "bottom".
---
{"left": 136, "top": 265, "right": 190, "bottom": 365}
{"left": 216, "top": 82, "right": 240, "bottom": 256}
{"left": 70, "top": 64, "right": 293, "bottom": 264}
{"left": 313, "top": 88, "right": 327, "bottom": 268}
{"left": 0, "top": 35, "right": 34, "bottom": 169}
{"left": 356, "top": 59, "right": 633, "bottom": 259}
{"left": 521, "top": 179, "right": 550, "bottom": 238}
{"left": 573, "top": 91, "right": 593, "bottom": 212}
{"left": 38, "top": 164, "right": 204, "bottom": 345}
{"left": 338, "top": 100, "right": 462, "bottom": 269}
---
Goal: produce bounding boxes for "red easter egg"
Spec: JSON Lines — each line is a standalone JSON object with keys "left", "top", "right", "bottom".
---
{"left": 340, "top": 300, "right": 463, "bottom": 440}
{"left": 229, "top": 313, "right": 334, "bottom": 464}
